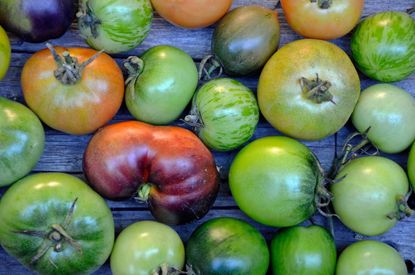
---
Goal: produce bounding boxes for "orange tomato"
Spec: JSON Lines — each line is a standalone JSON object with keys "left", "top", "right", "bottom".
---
{"left": 281, "top": 0, "right": 364, "bottom": 40}
{"left": 21, "top": 46, "right": 124, "bottom": 135}
{"left": 151, "top": 0, "right": 233, "bottom": 29}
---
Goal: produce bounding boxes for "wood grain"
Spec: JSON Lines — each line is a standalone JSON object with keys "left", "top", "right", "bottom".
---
{"left": 0, "top": 0, "right": 414, "bottom": 274}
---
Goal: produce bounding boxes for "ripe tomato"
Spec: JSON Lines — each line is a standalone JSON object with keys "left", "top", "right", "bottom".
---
{"left": 336, "top": 241, "right": 407, "bottom": 275}
{"left": 151, "top": 0, "right": 232, "bottom": 29}
{"left": 281, "top": 0, "right": 364, "bottom": 40}
{"left": 21, "top": 45, "right": 124, "bottom": 135}
{"left": 0, "top": 25, "right": 10, "bottom": 80}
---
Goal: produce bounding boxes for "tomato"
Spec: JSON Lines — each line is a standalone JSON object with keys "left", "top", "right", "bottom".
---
{"left": 409, "top": 143, "right": 415, "bottom": 189}
{"left": 211, "top": 5, "right": 280, "bottom": 76}
{"left": 0, "top": 25, "right": 10, "bottom": 80}
{"left": 185, "top": 78, "right": 259, "bottom": 151}
{"left": 229, "top": 136, "right": 326, "bottom": 227}
{"left": 186, "top": 217, "right": 269, "bottom": 275}
{"left": 83, "top": 121, "right": 219, "bottom": 225}
{"left": 281, "top": 0, "right": 364, "bottom": 40}
{"left": 0, "top": 173, "right": 114, "bottom": 274}
{"left": 351, "top": 11, "right": 415, "bottom": 82}
{"left": 271, "top": 225, "right": 336, "bottom": 275}
{"left": 336, "top": 240, "right": 407, "bottom": 275}
{"left": 352, "top": 84, "right": 415, "bottom": 153}
{"left": 125, "top": 45, "right": 198, "bottom": 125}
{"left": 259, "top": 39, "right": 360, "bottom": 140}
{"left": 331, "top": 156, "right": 411, "bottom": 236}
{"left": 21, "top": 45, "right": 124, "bottom": 135}
{"left": 151, "top": 0, "right": 232, "bottom": 29}
{"left": 78, "top": 0, "right": 153, "bottom": 53}
{"left": 111, "top": 221, "right": 184, "bottom": 275}
{"left": 0, "top": 97, "right": 45, "bottom": 187}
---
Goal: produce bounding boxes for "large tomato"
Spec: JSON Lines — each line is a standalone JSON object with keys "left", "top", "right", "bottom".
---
{"left": 186, "top": 217, "right": 269, "bottom": 275}
{"left": 409, "top": 143, "right": 415, "bottom": 189}
{"left": 78, "top": 0, "right": 153, "bottom": 53}
{"left": 111, "top": 221, "right": 185, "bottom": 275}
{"left": 229, "top": 136, "right": 326, "bottom": 227}
{"left": 125, "top": 45, "right": 198, "bottom": 125}
{"left": 0, "top": 97, "right": 44, "bottom": 187}
{"left": 352, "top": 84, "right": 415, "bottom": 153}
{"left": 271, "top": 226, "right": 337, "bottom": 275}
{"left": 0, "top": 173, "right": 115, "bottom": 275}
{"left": 281, "top": 0, "right": 364, "bottom": 40}
{"left": 151, "top": 0, "right": 232, "bottom": 29}
{"left": 0, "top": 25, "right": 10, "bottom": 80}
{"left": 331, "top": 156, "right": 411, "bottom": 236}
{"left": 21, "top": 45, "right": 124, "bottom": 135}
{"left": 336, "top": 241, "right": 407, "bottom": 275}
{"left": 83, "top": 121, "right": 219, "bottom": 225}
{"left": 258, "top": 39, "right": 360, "bottom": 140}
{"left": 351, "top": 11, "right": 415, "bottom": 82}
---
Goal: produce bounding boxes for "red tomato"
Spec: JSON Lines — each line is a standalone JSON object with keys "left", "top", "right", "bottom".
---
{"left": 21, "top": 46, "right": 124, "bottom": 135}
{"left": 281, "top": 0, "right": 364, "bottom": 40}
{"left": 151, "top": 0, "right": 233, "bottom": 29}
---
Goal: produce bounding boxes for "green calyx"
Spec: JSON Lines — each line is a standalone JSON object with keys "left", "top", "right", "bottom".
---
{"left": 310, "top": 0, "right": 333, "bottom": 9}
{"left": 124, "top": 56, "right": 145, "bottom": 85}
{"left": 77, "top": 0, "right": 101, "bottom": 38}
{"left": 387, "top": 194, "right": 414, "bottom": 220}
{"left": 300, "top": 74, "right": 335, "bottom": 104}
{"left": 137, "top": 184, "right": 152, "bottom": 202}
{"left": 152, "top": 264, "right": 197, "bottom": 275}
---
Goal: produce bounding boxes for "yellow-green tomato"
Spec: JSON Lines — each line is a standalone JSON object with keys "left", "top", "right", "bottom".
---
{"left": 111, "top": 221, "right": 185, "bottom": 275}
{"left": 352, "top": 84, "right": 415, "bottom": 153}
{"left": 336, "top": 240, "right": 407, "bottom": 275}
{"left": 409, "top": 143, "right": 415, "bottom": 189}
{"left": 0, "top": 25, "right": 11, "bottom": 79}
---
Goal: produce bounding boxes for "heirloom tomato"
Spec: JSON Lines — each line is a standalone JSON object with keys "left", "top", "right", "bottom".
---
{"left": 21, "top": 45, "right": 124, "bottom": 135}
{"left": 0, "top": 25, "right": 10, "bottom": 80}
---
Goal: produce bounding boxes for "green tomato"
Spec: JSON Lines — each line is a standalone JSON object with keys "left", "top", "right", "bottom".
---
{"left": 271, "top": 225, "right": 336, "bottom": 275}
{"left": 125, "top": 45, "right": 198, "bottom": 124}
{"left": 186, "top": 217, "right": 269, "bottom": 275}
{"left": 409, "top": 142, "right": 415, "bottom": 189}
{"left": 186, "top": 78, "right": 259, "bottom": 151}
{"left": 336, "top": 240, "right": 407, "bottom": 275}
{"left": 0, "top": 25, "right": 10, "bottom": 79}
{"left": 229, "top": 136, "right": 324, "bottom": 227}
{"left": 0, "top": 97, "right": 45, "bottom": 187}
{"left": 78, "top": 0, "right": 153, "bottom": 53}
{"left": 352, "top": 84, "right": 415, "bottom": 153}
{"left": 258, "top": 39, "right": 360, "bottom": 140}
{"left": 111, "top": 221, "right": 185, "bottom": 275}
{"left": 0, "top": 173, "right": 115, "bottom": 275}
{"left": 351, "top": 11, "right": 415, "bottom": 82}
{"left": 332, "top": 156, "right": 410, "bottom": 236}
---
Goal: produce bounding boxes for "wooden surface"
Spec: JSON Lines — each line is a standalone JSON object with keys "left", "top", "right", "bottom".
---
{"left": 1, "top": 0, "right": 415, "bottom": 274}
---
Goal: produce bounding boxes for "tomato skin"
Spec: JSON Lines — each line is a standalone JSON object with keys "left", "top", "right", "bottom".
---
{"left": 352, "top": 84, "right": 415, "bottom": 154}
{"left": 0, "top": 25, "right": 10, "bottom": 80}
{"left": 212, "top": 5, "right": 280, "bottom": 76}
{"left": 336, "top": 240, "right": 407, "bottom": 275}
{"left": 111, "top": 221, "right": 185, "bottom": 275}
{"left": 126, "top": 45, "right": 198, "bottom": 125}
{"left": 258, "top": 39, "right": 360, "bottom": 140}
{"left": 281, "top": 0, "right": 364, "bottom": 40}
{"left": 229, "top": 136, "right": 323, "bottom": 227}
{"left": 409, "top": 143, "right": 415, "bottom": 189}
{"left": 271, "top": 226, "right": 336, "bottom": 275}
{"left": 0, "top": 97, "right": 45, "bottom": 187}
{"left": 21, "top": 47, "right": 124, "bottom": 135}
{"left": 151, "top": 0, "right": 232, "bottom": 29}
{"left": 186, "top": 217, "right": 269, "bottom": 275}
{"left": 332, "top": 156, "right": 409, "bottom": 236}
{"left": 0, "top": 173, "right": 115, "bottom": 275}
{"left": 351, "top": 11, "right": 415, "bottom": 82}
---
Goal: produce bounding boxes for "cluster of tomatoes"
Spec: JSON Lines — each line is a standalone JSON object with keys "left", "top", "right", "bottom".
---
{"left": 0, "top": 0, "right": 414, "bottom": 274}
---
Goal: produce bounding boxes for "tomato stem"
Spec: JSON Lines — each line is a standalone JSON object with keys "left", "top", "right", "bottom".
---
{"left": 153, "top": 264, "right": 197, "bottom": 275}
{"left": 198, "top": 55, "right": 223, "bottom": 81}
{"left": 388, "top": 194, "right": 414, "bottom": 220}
{"left": 137, "top": 184, "right": 152, "bottom": 202}
{"left": 300, "top": 74, "right": 335, "bottom": 104}
{"left": 310, "top": 0, "right": 332, "bottom": 9}
{"left": 77, "top": 0, "right": 101, "bottom": 38}
{"left": 124, "top": 56, "right": 145, "bottom": 85}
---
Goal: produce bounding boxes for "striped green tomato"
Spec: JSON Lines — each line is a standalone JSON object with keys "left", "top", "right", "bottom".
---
{"left": 351, "top": 11, "right": 415, "bottom": 82}
{"left": 78, "top": 0, "right": 153, "bottom": 54}
{"left": 186, "top": 78, "right": 259, "bottom": 151}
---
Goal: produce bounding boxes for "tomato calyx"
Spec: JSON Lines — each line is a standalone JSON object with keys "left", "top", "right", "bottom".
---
{"left": 184, "top": 99, "right": 205, "bottom": 130}
{"left": 13, "top": 198, "right": 82, "bottom": 265}
{"left": 310, "top": 0, "right": 333, "bottom": 9}
{"left": 124, "top": 56, "right": 145, "bottom": 85}
{"left": 77, "top": 0, "right": 101, "bottom": 38}
{"left": 300, "top": 74, "right": 335, "bottom": 104}
{"left": 46, "top": 43, "right": 103, "bottom": 85}
{"left": 152, "top": 263, "right": 197, "bottom": 275}
{"left": 198, "top": 55, "right": 224, "bottom": 81}
{"left": 136, "top": 183, "right": 152, "bottom": 202}
{"left": 387, "top": 194, "right": 414, "bottom": 220}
